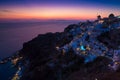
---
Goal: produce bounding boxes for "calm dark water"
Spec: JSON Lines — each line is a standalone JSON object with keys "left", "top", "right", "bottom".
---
{"left": 0, "top": 21, "right": 79, "bottom": 59}
{"left": 0, "top": 61, "right": 17, "bottom": 80}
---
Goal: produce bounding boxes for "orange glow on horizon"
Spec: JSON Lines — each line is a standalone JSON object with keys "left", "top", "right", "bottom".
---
{"left": 0, "top": 6, "right": 120, "bottom": 20}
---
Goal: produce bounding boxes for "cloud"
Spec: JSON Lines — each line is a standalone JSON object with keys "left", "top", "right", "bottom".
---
{"left": 0, "top": 12, "right": 3, "bottom": 14}
{"left": 0, "top": 10, "right": 14, "bottom": 13}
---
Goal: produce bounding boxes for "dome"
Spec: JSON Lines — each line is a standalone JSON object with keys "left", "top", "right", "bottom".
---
{"left": 109, "top": 13, "right": 115, "bottom": 18}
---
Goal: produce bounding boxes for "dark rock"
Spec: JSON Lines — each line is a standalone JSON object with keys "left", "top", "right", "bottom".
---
{"left": 64, "top": 24, "right": 79, "bottom": 33}
{"left": 20, "top": 32, "right": 77, "bottom": 80}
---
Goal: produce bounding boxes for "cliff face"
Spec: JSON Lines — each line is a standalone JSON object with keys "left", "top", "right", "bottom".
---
{"left": 20, "top": 32, "right": 77, "bottom": 80}
{"left": 20, "top": 33, "right": 60, "bottom": 80}
{"left": 21, "top": 33, "right": 60, "bottom": 59}
{"left": 19, "top": 15, "right": 120, "bottom": 80}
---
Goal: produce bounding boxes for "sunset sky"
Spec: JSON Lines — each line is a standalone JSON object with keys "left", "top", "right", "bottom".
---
{"left": 0, "top": 0, "right": 120, "bottom": 20}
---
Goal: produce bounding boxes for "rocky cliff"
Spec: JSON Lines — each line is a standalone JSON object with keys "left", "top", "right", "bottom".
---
{"left": 19, "top": 14, "right": 120, "bottom": 80}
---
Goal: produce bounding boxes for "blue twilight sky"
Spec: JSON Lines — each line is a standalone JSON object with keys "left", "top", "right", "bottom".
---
{"left": 0, "top": 0, "right": 120, "bottom": 6}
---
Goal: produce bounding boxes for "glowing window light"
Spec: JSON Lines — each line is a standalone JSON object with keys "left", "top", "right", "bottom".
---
{"left": 80, "top": 45, "right": 86, "bottom": 50}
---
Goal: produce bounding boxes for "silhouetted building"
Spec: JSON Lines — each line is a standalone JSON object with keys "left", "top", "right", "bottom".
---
{"left": 109, "top": 13, "right": 115, "bottom": 19}
{"left": 97, "top": 15, "right": 101, "bottom": 20}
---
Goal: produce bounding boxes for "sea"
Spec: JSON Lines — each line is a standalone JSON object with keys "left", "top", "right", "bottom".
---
{"left": 0, "top": 21, "right": 79, "bottom": 59}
